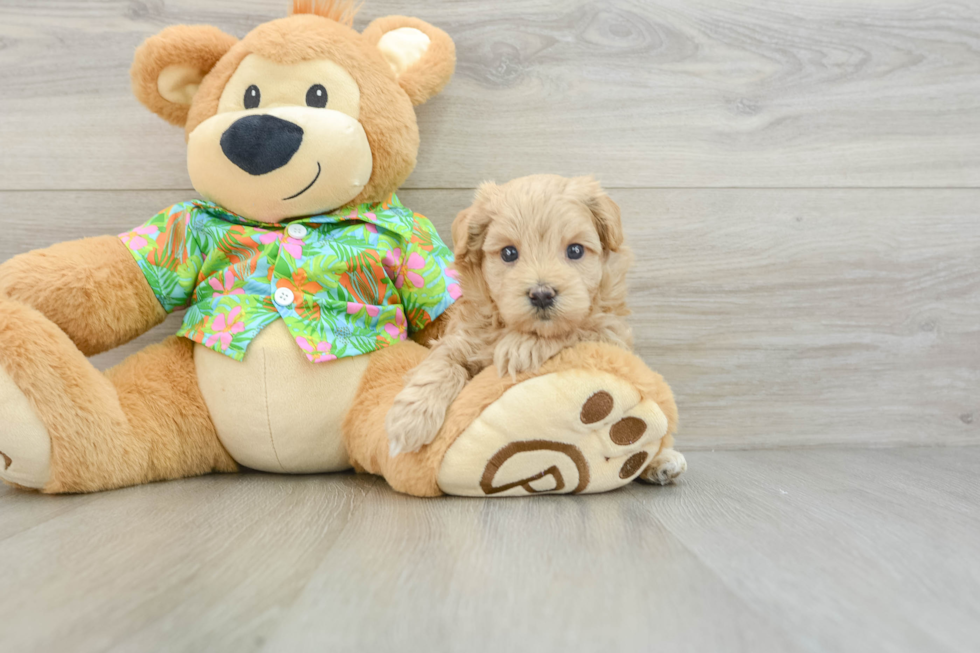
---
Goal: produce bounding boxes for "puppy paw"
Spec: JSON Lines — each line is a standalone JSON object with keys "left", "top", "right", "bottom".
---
{"left": 638, "top": 448, "right": 687, "bottom": 485}
{"left": 385, "top": 396, "right": 447, "bottom": 457}
{"left": 493, "top": 333, "right": 568, "bottom": 378}
{"left": 494, "top": 347, "right": 526, "bottom": 378}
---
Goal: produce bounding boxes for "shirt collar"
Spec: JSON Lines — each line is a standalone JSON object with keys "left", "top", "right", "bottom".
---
{"left": 190, "top": 194, "right": 413, "bottom": 239}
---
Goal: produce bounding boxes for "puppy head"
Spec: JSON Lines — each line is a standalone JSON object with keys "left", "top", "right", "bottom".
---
{"left": 452, "top": 174, "right": 625, "bottom": 337}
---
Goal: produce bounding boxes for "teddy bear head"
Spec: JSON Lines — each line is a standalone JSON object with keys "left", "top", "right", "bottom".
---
{"left": 131, "top": 0, "right": 455, "bottom": 223}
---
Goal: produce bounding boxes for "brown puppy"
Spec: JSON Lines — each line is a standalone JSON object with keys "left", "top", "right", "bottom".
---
{"left": 386, "top": 174, "right": 633, "bottom": 455}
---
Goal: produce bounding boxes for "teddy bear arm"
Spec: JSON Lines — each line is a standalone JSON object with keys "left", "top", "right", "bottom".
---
{"left": 0, "top": 236, "right": 167, "bottom": 357}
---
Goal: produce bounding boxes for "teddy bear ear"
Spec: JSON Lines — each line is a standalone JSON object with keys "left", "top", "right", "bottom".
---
{"left": 131, "top": 25, "right": 238, "bottom": 127}
{"left": 362, "top": 16, "right": 456, "bottom": 106}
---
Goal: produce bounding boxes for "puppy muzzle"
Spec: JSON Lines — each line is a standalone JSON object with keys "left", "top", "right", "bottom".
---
{"left": 528, "top": 284, "right": 558, "bottom": 316}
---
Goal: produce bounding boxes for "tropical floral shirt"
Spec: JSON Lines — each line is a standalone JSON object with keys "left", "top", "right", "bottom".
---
{"left": 120, "top": 195, "right": 460, "bottom": 363}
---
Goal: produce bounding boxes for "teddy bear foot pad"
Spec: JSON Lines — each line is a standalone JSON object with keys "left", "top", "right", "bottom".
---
{"left": 0, "top": 366, "right": 51, "bottom": 489}
{"left": 437, "top": 369, "right": 670, "bottom": 497}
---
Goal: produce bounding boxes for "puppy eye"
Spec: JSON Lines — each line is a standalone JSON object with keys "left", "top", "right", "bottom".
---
{"left": 566, "top": 243, "right": 585, "bottom": 260}
{"left": 306, "top": 84, "right": 328, "bottom": 108}
{"left": 501, "top": 246, "right": 519, "bottom": 263}
{"left": 244, "top": 85, "right": 261, "bottom": 109}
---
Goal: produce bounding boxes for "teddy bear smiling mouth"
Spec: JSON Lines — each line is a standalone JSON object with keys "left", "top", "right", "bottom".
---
{"left": 283, "top": 161, "right": 322, "bottom": 201}
{"left": 0, "top": 4, "right": 686, "bottom": 499}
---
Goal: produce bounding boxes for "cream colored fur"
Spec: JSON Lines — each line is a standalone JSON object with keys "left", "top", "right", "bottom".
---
{"left": 386, "top": 174, "right": 635, "bottom": 455}
{"left": 377, "top": 28, "right": 431, "bottom": 77}
{"left": 0, "top": 6, "right": 685, "bottom": 496}
{"left": 158, "top": 64, "right": 206, "bottom": 106}
{"left": 187, "top": 104, "right": 373, "bottom": 221}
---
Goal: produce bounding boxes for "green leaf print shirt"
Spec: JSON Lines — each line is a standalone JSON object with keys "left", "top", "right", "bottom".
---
{"left": 119, "top": 195, "right": 460, "bottom": 363}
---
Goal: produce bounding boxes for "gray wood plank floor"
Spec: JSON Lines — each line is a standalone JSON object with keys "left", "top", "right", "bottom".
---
{"left": 2, "top": 2, "right": 979, "bottom": 652}
{"left": 1, "top": 448, "right": 977, "bottom": 653}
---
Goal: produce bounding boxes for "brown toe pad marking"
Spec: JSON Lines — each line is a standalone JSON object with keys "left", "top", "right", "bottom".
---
{"left": 610, "top": 417, "right": 647, "bottom": 445}
{"left": 581, "top": 391, "right": 614, "bottom": 424}
{"left": 481, "top": 440, "right": 590, "bottom": 495}
{"left": 1, "top": 451, "right": 10, "bottom": 470}
{"left": 619, "top": 451, "right": 649, "bottom": 479}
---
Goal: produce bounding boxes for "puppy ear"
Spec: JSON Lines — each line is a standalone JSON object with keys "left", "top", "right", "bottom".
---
{"left": 451, "top": 207, "right": 476, "bottom": 262}
{"left": 451, "top": 208, "right": 490, "bottom": 269}
{"left": 569, "top": 176, "right": 624, "bottom": 252}
{"left": 131, "top": 25, "right": 238, "bottom": 127}
{"left": 451, "top": 182, "right": 497, "bottom": 268}
{"left": 362, "top": 16, "right": 456, "bottom": 106}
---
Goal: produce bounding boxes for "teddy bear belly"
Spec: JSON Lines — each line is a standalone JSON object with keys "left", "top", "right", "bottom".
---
{"left": 193, "top": 320, "right": 371, "bottom": 473}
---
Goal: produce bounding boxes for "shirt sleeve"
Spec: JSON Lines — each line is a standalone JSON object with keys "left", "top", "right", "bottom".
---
{"left": 396, "top": 213, "right": 461, "bottom": 334}
{"left": 118, "top": 203, "right": 207, "bottom": 313}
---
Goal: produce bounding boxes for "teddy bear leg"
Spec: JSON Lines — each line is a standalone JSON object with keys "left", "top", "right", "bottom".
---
{"left": 342, "top": 340, "right": 446, "bottom": 496}
{"left": 343, "top": 340, "right": 683, "bottom": 497}
{"left": 0, "top": 298, "right": 237, "bottom": 493}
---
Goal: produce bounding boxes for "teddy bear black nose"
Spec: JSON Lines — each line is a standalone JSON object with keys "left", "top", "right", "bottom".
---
{"left": 220, "top": 114, "right": 304, "bottom": 176}
{"left": 528, "top": 285, "right": 557, "bottom": 309}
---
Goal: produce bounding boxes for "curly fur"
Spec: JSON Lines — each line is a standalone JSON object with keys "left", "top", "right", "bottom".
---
{"left": 386, "top": 174, "right": 634, "bottom": 455}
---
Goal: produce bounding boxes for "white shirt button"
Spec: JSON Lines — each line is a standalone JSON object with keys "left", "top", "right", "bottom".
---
{"left": 286, "top": 224, "right": 308, "bottom": 239}
{"left": 274, "top": 288, "right": 295, "bottom": 307}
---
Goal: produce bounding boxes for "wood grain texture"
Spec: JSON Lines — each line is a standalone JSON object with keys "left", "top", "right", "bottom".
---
{"left": 1, "top": 0, "right": 980, "bottom": 190}
{"left": 627, "top": 448, "right": 980, "bottom": 653}
{"left": 2, "top": 188, "right": 976, "bottom": 448}
{"left": 627, "top": 188, "right": 980, "bottom": 449}
{"left": 0, "top": 448, "right": 978, "bottom": 653}
{"left": 2, "top": 4, "right": 979, "bottom": 653}
{"left": 0, "top": 474, "right": 381, "bottom": 653}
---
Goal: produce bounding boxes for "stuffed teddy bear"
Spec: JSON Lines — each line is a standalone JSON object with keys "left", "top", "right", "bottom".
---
{"left": 0, "top": 1, "right": 686, "bottom": 497}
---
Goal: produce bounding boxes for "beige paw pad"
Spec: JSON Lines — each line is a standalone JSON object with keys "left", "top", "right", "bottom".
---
{"left": 438, "top": 370, "right": 670, "bottom": 497}
{"left": 0, "top": 366, "right": 52, "bottom": 489}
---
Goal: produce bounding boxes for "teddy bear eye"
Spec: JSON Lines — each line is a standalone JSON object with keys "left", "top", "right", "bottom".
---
{"left": 566, "top": 243, "right": 585, "bottom": 260}
{"left": 501, "top": 246, "right": 519, "bottom": 263}
{"left": 244, "top": 85, "right": 261, "bottom": 109}
{"left": 306, "top": 84, "right": 328, "bottom": 108}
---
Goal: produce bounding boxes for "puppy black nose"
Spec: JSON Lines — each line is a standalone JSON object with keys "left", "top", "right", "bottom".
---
{"left": 528, "top": 286, "right": 557, "bottom": 309}
{"left": 220, "top": 114, "right": 304, "bottom": 176}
